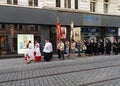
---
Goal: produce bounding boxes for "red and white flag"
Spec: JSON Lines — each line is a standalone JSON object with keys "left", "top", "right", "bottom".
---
{"left": 56, "top": 22, "right": 62, "bottom": 40}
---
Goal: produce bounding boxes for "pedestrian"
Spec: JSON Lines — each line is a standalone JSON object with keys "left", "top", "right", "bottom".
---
{"left": 59, "top": 40, "right": 65, "bottom": 60}
{"left": 112, "top": 40, "right": 119, "bottom": 55}
{"left": 81, "top": 41, "right": 87, "bottom": 57}
{"left": 34, "top": 40, "right": 39, "bottom": 50}
{"left": 105, "top": 40, "right": 111, "bottom": 55}
{"left": 98, "top": 39, "right": 104, "bottom": 55}
{"left": 93, "top": 40, "right": 98, "bottom": 55}
{"left": 76, "top": 40, "right": 81, "bottom": 57}
{"left": 34, "top": 44, "right": 42, "bottom": 62}
{"left": 28, "top": 40, "right": 34, "bottom": 61}
{"left": 65, "top": 39, "right": 70, "bottom": 57}
{"left": 70, "top": 40, "right": 76, "bottom": 58}
{"left": 57, "top": 40, "right": 61, "bottom": 60}
{"left": 43, "top": 39, "right": 53, "bottom": 61}
{"left": 24, "top": 44, "right": 31, "bottom": 64}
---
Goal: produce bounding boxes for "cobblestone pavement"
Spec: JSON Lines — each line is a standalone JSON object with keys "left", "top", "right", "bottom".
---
{"left": 0, "top": 55, "right": 120, "bottom": 86}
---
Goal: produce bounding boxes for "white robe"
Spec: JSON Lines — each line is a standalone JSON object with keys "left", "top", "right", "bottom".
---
{"left": 24, "top": 48, "right": 34, "bottom": 60}
{"left": 34, "top": 47, "right": 41, "bottom": 56}
{"left": 43, "top": 42, "right": 53, "bottom": 53}
{"left": 27, "top": 43, "right": 34, "bottom": 60}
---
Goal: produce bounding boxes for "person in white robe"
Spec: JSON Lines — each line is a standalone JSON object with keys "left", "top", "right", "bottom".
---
{"left": 34, "top": 45, "right": 42, "bottom": 62}
{"left": 34, "top": 41, "right": 39, "bottom": 50}
{"left": 28, "top": 40, "right": 34, "bottom": 61}
{"left": 24, "top": 45, "right": 31, "bottom": 63}
{"left": 43, "top": 39, "right": 53, "bottom": 61}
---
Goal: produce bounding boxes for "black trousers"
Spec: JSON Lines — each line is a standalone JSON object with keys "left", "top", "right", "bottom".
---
{"left": 44, "top": 52, "right": 52, "bottom": 61}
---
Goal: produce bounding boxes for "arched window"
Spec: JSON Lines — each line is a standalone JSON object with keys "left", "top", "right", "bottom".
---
{"left": 90, "top": 0, "right": 96, "bottom": 12}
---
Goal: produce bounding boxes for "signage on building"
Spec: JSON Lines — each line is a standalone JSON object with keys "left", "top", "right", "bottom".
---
{"left": 17, "top": 34, "right": 34, "bottom": 54}
{"left": 106, "top": 28, "right": 118, "bottom": 36}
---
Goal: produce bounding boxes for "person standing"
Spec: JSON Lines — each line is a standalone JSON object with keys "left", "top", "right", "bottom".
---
{"left": 76, "top": 40, "right": 81, "bottom": 57}
{"left": 43, "top": 39, "right": 53, "bottom": 61}
{"left": 65, "top": 39, "right": 70, "bottom": 57}
{"left": 105, "top": 40, "right": 111, "bottom": 55}
{"left": 98, "top": 39, "right": 104, "bottom": 55}
{"left": 34, "top": 40, "right": 39, "bottom": 49}
{"left": 57, "top": 40, "right": 61, "bottom": 60}
{"left": 24, "top": 45, "right": 31, "bottom": 64}
{"left": 70, "top": 40, "right": 76, "bottom": 58}
{"left": 28, "top": 40, "right": 34, "bottom": 61}
{"left": 34, "top": 44, "right": 42, "bottom": 62}
{"left": 59, "top": 40, "right": 65, "bottom": 60}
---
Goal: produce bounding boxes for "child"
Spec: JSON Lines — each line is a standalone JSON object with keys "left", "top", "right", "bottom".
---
{"left": 34, "top": 45, "right": 42, "bottom": 62}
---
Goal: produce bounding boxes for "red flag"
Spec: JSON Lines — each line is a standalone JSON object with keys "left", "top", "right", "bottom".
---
{"left": 56, "top": 22, "right": 62, "bottom": 40}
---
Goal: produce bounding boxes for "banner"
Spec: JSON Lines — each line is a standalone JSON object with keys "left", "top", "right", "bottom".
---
{"left": 17, "top": 34, "right": 34, "bottom": 54}
{"left": 61, "top": 27, "right": 66, "bottom": 39}
{"left": 56, "top": 22, "right": 62, "bottom": 40}
{"left": 73, "top": 27, "right": 81, "bottom": 42}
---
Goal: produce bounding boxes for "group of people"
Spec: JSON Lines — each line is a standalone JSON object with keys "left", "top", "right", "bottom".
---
{"left": 84, "top": 39, "right": 120, "bottom": 56}
{"left": 56, "top": 39, "right": 87, "bottom": 60}
{"left": 57, "top": 39, "right": 120, "bottom": 60}
{"left": 24, "top": 38, "right": 120, "bottom": 63}
{"left": 24, "top": 39, "right": 53, "bottom": 64}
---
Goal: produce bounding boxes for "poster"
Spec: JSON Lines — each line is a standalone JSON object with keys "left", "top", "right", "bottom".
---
{"left": 73, "top": 27, "right": 81, "bottom": 42}
{"left": 17, "top": 34, "right": 34, "bottom": 54}
{"left": 61, "top": 27, "right": 66, "bottom": 39}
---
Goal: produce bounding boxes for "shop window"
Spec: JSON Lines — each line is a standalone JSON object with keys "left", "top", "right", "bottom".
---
{"left": 90, "top": 0, "right": 96, "bottom": 12}
{"left": 64, "top": 0, "right": 71, "bottom": 8}
{"left": 104, "top": 0, "right": 109, "bottom": 13}
{"left": 75, "top": 0, "right": 78, "bottom": 9}
{"left": 56, "top": 0, "right": 60, "bottom": 7}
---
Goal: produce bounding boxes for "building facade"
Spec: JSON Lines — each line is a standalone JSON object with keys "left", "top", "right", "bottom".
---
{"left": 0, "top": 0, "right": 120, "bottom": 57}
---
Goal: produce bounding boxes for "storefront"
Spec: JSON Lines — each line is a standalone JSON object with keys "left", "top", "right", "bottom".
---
{"left": 0, "top": 5, "right": 120, "bottom": 57}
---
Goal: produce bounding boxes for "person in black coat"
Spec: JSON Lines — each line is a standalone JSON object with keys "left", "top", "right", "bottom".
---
{"left": 98, "top": 39, "right": 104, "bottom": 55}
{"left": 93, "top": 40, "right": 98, "bottom": 55}
{"left": 113, "top": 40, "right": 119, "bottom": 55}
{"left": 105, "top": 40, "right": 111, "bottom": 55}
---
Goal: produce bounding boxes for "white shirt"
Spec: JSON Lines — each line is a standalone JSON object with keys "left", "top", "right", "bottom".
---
{"left": 24, "top": 48, "right": 34, "bottom": 60}
{"left": 43, "top": 42, "right": 53, "bottom": 53}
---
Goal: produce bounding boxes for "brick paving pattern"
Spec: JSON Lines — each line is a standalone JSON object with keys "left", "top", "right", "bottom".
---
{"left": 0, "top": 55, "right": 120, "bottom": 86}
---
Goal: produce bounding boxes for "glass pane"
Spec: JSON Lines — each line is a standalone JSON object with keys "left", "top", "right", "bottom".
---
{"left": 34, "top": 0, "right": 38, "bottom": 6}
{"left": 56, "top": 0, "right": 60, "bottom": 7}
{"left": 13, "top": 0, "right": 17, "bottom": 5}
{"left": 7, "top": 0, "right": 12, "bottom": 4}
{"left": 29, "top": 0, "right": 33, "bottom": 6}
{"left": 75, "top": 0, "right": 78, "bottom": 9}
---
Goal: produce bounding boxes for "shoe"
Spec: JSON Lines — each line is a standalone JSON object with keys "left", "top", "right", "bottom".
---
{"left": 27, "top": 61, "right": 30, "bottom": 64}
